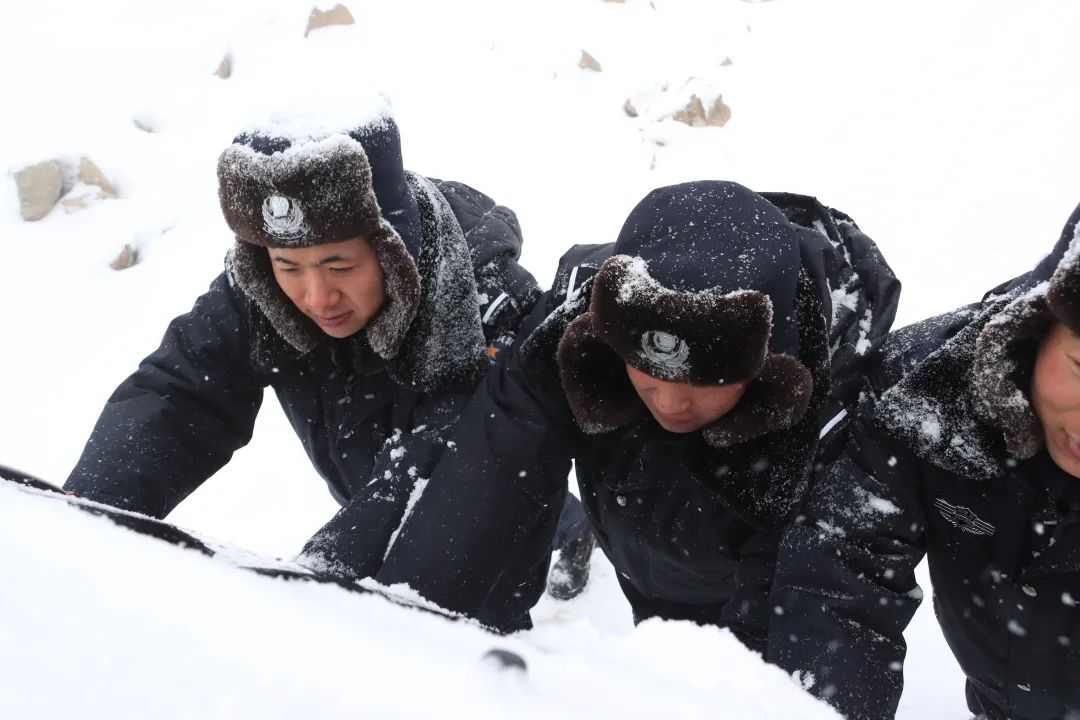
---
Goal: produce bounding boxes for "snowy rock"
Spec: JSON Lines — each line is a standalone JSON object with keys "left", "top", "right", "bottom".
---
{"left": 77, "top": 157, "right": 117, "bottom": 198}
{"left": 673, "top": 94, "right": 732, "bottom": 128}
{"left": 579, "top": 49, "right": 603, "bottom": 72}
{"left": 60, "top": 158, "right": 117, "bottom": 214}
{"left": 626, "top": 79, "right": 732, "bottom": 128}
{"left": 214, "top": 52, "right": 232, "bottom": 79}
{"left": 109, "top": 244, "right": 138, "bottom": 271}
{"left": 305, "top": 4, "right": 355, "bottom": 37}
{"left": 132, "top": 109, "right": 165, "bottom": 133}
{"left": 14, "top": 160, "right": 64, "bottom": 221}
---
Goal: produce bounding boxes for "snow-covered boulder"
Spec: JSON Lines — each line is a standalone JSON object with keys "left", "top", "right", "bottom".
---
{"left": 13, "top": 160, "right": 64, "bottom": 221}
{"left": 305, "top": 3, "right": 355, "bottom": 37}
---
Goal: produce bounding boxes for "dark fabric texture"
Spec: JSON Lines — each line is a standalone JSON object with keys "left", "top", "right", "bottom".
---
{"left": 64, "top": 178, "right": 541, "bottom": 626}
{"left": 374, "top": 182, "right": 900, "bottom": 643}
{"left": 768, "top": 200, "right": 1080, "bottom": 720}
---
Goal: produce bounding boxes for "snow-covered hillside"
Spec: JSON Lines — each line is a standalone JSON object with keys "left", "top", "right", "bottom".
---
{"left": 2, "top": 0, "right": 1079, "bottom": 717}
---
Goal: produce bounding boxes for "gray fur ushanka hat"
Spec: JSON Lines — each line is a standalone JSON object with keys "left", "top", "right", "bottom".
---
{"left": 217, "top": 113, "right": 422, "bottom": 359}
{"left": 555, "top": 181, "right": 817, "bottom": 448}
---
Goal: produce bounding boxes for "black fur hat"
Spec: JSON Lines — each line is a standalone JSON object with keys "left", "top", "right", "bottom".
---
{"left": 217, "top": 116, "right": 422, "bottom": 359}
{"left": 556, "top": 182, "right": 815, "bottom": 448}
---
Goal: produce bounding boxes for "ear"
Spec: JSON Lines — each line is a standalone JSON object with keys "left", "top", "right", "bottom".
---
{"left": 556, "top": 313, "right": 645, "bottom": 434}
{"left": 702, "top": 354, "right": 814, "bottom": 448}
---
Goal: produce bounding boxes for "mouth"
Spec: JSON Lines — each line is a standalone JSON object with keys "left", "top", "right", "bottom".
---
{"left": 653, "top": 412, "right": 699, "bottom": 431}
{"left": 1065, "top": 431, "right": 1080, "bottom": 460}
{"left": 313, "top": 311, "right": 352, "bottom": 329}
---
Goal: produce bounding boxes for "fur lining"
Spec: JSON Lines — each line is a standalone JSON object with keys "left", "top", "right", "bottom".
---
{"left": 876, "top": 294, "right": 1040, "bottom": 481}
{"left": 365, "top": 218, "right": 421, "bottom": 360}
{"left": 1047, "top": 226, "right": 1080, "bottom": 334}
{"left": 556, "top": 312, "right": 644, "bottom": 433}
{"left": 591, "top": 255, "right": 773, "bottom": 384}
{"left": 702, "top": 354, "right": 814, "bottom": 448}
{"left": 972, "top": 288, "right": 1051, "bottom": 459}
{"left": 384, "top": 174, "right": 487, "bottom": 391}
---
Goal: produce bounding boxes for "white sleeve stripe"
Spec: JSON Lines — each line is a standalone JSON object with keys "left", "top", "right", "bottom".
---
{"left": 818, "top": 408, "right": 849, "bottom": 440}
{"left": 482, "top": 292, "right": 510, "bottom": 324}
{"left": 566, "top": 265, "right": 580, "bottom": 299}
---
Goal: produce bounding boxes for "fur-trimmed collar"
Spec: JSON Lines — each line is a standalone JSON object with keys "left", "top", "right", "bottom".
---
{"left": 877, "top": 219, "right": 1080, "bottom": 481}
{"left": 227, "top": 173, "right": 487, "bottom": 393}
{"left": 875, "top": 281, "right": 1065, "bottom": 482}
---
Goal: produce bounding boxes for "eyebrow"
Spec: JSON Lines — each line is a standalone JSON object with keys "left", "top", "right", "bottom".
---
{"left": 271, "top": 254, "right": 353, "bottom": 266}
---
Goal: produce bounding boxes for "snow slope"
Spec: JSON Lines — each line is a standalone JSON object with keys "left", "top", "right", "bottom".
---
{"left": 0, "top": 481, "right": 838, "bottom": 720}
{"left": 3, "top": 0, "right": 1080, "bottom": 717}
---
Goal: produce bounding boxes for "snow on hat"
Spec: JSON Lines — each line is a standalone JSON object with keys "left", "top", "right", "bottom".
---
{"left": 217, "top": 108, "right": 422, "bottom": 360}
{"left": 555, "top": 181, "right": 815, "bottom": 448}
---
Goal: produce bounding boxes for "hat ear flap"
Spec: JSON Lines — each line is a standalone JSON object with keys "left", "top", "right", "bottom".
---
{"left": 702, "top": 354, "right": 813, "bottom": 449}
{"left": 557, "top": 313, "right": 644, "bottom": 434}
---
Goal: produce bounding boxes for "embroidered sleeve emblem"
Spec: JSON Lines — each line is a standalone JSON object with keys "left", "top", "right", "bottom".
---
{"left": 934, "top": 498, "right": 995, "bottom": 536}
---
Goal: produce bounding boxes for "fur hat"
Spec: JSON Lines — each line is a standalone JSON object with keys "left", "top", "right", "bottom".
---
{"left": 555, "top": 182, "right": 815, "bottom": 448}
{"left": 217, "top": 116, "right": 422, "bottom": 359}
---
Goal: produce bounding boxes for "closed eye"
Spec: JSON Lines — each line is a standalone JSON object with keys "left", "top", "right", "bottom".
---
{"left": 329, "top": 266, "right": 356, "bottom": 274}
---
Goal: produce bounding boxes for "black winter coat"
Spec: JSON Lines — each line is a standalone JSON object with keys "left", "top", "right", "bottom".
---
{"left": 374, "top": 191, "right": 900, "bottom": 646}
{"left": 65, "top": 177, "right": 539, "bottom": 582}
{"left": 769, "top": 208, "right": 1080, "bottom": 720}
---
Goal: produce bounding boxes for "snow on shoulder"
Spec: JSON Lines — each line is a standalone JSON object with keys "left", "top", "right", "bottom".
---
{"left": 0, "top": 481, "right": 838, "bottom": 720}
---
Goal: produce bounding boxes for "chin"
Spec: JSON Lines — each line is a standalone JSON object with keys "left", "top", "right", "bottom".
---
{"left": 654, "top": 417, "right": 705, "bottom": 434}
{"left": 1048, "top": 446, "right": 1080, "bottom": 480}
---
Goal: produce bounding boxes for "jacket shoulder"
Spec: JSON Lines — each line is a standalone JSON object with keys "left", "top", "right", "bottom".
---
{"left": 873, "top": 304, "right": 982, "bottom": 393}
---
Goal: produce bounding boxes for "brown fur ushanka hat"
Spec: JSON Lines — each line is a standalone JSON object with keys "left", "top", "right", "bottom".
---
{"left": 556, "top": 181, "right": 817, "bottom": 448}
{"left": 217, "top": 116, "right": 422, "bottom": 359}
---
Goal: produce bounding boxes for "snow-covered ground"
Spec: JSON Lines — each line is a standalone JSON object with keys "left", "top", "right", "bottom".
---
{"left": 3, "top": 0, "right": 1079, "bottom": 717}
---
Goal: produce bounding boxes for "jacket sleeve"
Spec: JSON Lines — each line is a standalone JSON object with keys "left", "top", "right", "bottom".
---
{"left": 719, "top": 529, "right": 783, "bottom": 654}
{"left": 371, "top": 290, "right": 579, "bottom": 628}
{"left": 767, "top": 411, "right": 928, "bottom": 720}
{"left": 296, "top": 387, "right": 474, "bottom": 581}
{"left": 64, "top": 273, "right": 265, "bottom": 518}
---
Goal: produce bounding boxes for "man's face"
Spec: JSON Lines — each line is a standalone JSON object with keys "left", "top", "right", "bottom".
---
{"left": 1032, "top": 321, "right": 1080, "bottom": 479}
{"left": 269, "top": 236, "right": 386, "bottom": 339}
{"left": 625, "top": 364, "right": 748, "bottom": 434}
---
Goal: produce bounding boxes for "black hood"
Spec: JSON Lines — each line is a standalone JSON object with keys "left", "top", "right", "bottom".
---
{"left": 876, "top": 199, "right": 1080, "bottom": 479}
{"left": 610, "top": 180, "right": 806, "bottom": 356}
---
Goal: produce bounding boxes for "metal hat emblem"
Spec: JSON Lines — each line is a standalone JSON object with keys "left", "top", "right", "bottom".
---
{"left": 261, "top": 195, "right": 308, "bottom": 241}
{"left": 640, "top": 330, "right": 690, "bottom": 371}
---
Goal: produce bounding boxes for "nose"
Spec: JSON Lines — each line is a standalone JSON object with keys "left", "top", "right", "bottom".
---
{"left": 304, "top": 274, "right": 339, "bottom": 312}
{"left": 653, "top": 386, "right": 692, "bottom": 416}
